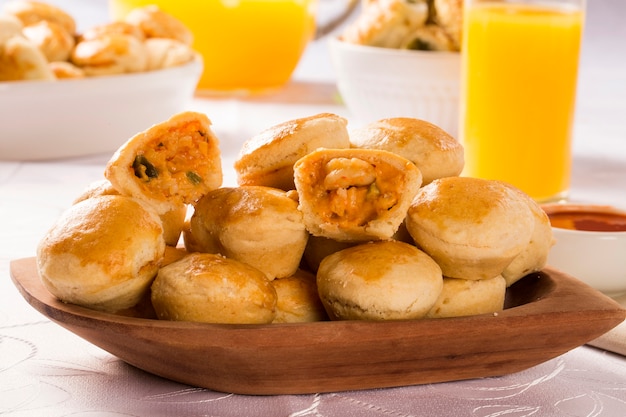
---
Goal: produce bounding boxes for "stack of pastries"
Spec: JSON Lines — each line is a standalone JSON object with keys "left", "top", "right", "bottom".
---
{"left": 0, "top": 0, "right": 196, "bottom": 81}
{"left": 36, "top": 111, "right": 554, "bottom": 325}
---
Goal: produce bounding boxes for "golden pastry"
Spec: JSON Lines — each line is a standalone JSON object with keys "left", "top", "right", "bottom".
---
{"left": 433, "top": 0, "right": 463, "bottom": 50}
{"left": 501, "top": 184, "right": 555, "bottom": 286}
{"left": 189, "top": 186, "right": 309, "bottom": 280}
{"left": 350, "top": 117, "right": 464, "bottom": 185}
{"left": 406, "top": 177, "right": 535, "bottom": 280}
{"left": 317, "top": 241, "right": 443, "bottom": 320}
{"left": 234, "top": 113, "right": 351, "bottom": 191}
{"left": 36, "top": 195, "right": 165, "bottom": 313}
{"left": 124, "top": 5, "right": 193, "bottom": 45}
{"left": 48, "top": 60, "right": 85, "bottom": 79}
{"left": 144, "top": 37, "right": 195, "bottom": 70}
{"left": 105, "top": 111, "right": 223, "bottom": 215}
{"left": 272, "top": 269, "right": 328, "bottom": 323}
{"left": 22, "top": 20, "right": 75, "bottom": 62}
{"left": 0, "top": 35, "right": 54, "bottom": 81}
{"left": 74, "top": 179, "right": 187, "bottom": 247}
{"left": 426, "top": 275, "right": 506, "bottom": 318}
{"left": 151, "top": 252, "right": 277, "bottom": 324}
{"left": 293, "top": 148, "right": 422, "bottom": 242}
{"left": 80, "top": 21, "right": 146, "bottom": 42}
{"left": 402, "top": 23, "right": 457, "bottom": 51}
{"left": 340, "top": 0, "right": 429, "bottom": 48}
{"left": 3, "top": 0, "right": 76, "bottom": 35}
{"left": 0, "top": 12, "right": 23, "bottom": 45}
{"left": 71, "top": 33, "right": 148, "bottom": 76}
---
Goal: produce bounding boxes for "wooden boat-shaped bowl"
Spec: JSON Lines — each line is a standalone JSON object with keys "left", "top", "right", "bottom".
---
{"left": 11, "top": 257, "right": 625, "bottom": 395}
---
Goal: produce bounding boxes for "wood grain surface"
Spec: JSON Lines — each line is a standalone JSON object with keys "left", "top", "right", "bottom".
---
{"left": 11, "top": 257, "right": 625, "bottom": 395}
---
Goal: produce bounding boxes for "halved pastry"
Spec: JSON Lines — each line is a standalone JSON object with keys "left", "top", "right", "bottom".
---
{"left": 105, "top": 111, "right": 222, "bottom": 215}
{"left": 293, "top": 148, "right": 422, "bottom": 242}
{"left": 234, "top": 113, "right": 350, "bottom": 191}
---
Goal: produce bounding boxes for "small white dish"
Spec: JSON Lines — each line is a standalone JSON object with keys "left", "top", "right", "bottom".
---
{"left": 0, "top": 58, "right": 202, "bottom": 161}
{"left": 328, "top": 38, "right": 460, "bottom": 137}
{"left": 542, "top": 203, "right": 626, "bottom": 297}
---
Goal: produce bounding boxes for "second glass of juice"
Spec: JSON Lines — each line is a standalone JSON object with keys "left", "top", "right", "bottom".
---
{"left": 460, "top": 0, "right": 585, "bottom": 202}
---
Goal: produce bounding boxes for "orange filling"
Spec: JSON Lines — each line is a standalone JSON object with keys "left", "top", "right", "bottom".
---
{"left": 311, "top": 157, "right": 401, "bottom": 227}
{"left": 132, "top": 121, "right": 214, "bottom": 204}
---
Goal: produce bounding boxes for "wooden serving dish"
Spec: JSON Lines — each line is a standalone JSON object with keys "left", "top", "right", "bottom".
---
{"left": 11, "top": 257, "right": 625, "bottom": 395}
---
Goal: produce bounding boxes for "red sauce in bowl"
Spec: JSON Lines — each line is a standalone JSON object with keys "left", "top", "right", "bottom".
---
{"left": 542, "top": 204, "right": 626, "bottom": 232}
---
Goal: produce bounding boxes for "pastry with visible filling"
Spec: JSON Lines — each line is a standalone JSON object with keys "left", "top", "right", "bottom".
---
{"left": 272, "top": 269, "right": 328, "bottom": 323}
{"left": 350, "top": 117, "right": 464, "bottom": 185}
{"left": 426, "top": 275, "right": 506, "bottom": 318}
{"left": 105, "top": 111, "right": 223, "bottom": 215}
{"left": 317, "top": 241, "right": 443, "bottom": 320}
{"left": 189, "top": 186, "right": 308, "bottom": 280}
{"left": 36, "top": 195, "right": 165, "bottom": 313}
{"left": 406, "top": 177, "right": 535, "bottom": 280}
{"left": 293, "top": 148, "right": 422, "bottom": 242}
{"left": 234, "top": 113, "right": 350, "bottom": 191}
{"left": 151, "top": 252, "right": 277, "bottom": 324}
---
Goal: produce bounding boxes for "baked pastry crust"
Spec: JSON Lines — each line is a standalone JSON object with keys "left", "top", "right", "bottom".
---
{"left": 48, "top": 60, "right": 85, "bottom": 79}
{"left": 189, "top": 186, "right": 308, "bottom": 280}
{"left": 350, "top": 117, "right": 464, "bottom": 185}
{"left": 0, "top": 13, "right": 23, "bottom": 45}
{"left": 501, "top": 184, "right": 555, "bottom": 286}
{"left": 22, "top": 19, "right": 75, "bottom": 62}
{"left": 272, "top": 269, "right": 328, "bottom": 323}
{"left": 433, "top": 0, "right": 463, "bottom": 50}
{"left": 124, "top": 5, "right": 193, "bottom": 45}
{"left": 406, "top": 177, "right": 535, "bottom": 280}
{"left": 234, "top": 113, "right": 350, "bottom": 191}
{"left": 3, "top": 0, "right": 76, "bottom": 35}
{"left": 294, "top": 147, "right": 422, "bottom": 242}
{"left": 151, "top": 252, "right": 277, "bottom": 324}
{"left": 105, "top": 111, "right": 223, "bottom": 215}
{"left": 426, "top": 275, "right": 506, "bottom": 318}
{"left": 36, "top": 195, "right": 165, "bottom": 313}
{"left": 317, "top": 240, "right": 443, "bottom": 320}
{"left": 0, "top": 35, "right": 54, "bottom": 81}
{"left": 144, "top": 37, "right": 195, "bottom": 70}
{"left": 71, "top": 33, "right": 148, "bottom": 76}
{"left": 341, "top": 0, "right": 429, "bottom": 48}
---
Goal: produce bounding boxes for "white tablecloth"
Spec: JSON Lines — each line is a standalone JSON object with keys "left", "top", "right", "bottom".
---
{"left": 1, "top": 0, "right": 626, "bottom": 415}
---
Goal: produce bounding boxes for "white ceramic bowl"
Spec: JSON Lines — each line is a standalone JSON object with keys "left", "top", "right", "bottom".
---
{"left": 542, "top": 203, "right": 626, "bottom": 297}
{"left": 0, "top": 58, "right": 202, "bottom": 161}
{"left": 329, "top": 38, "right": 460, "bottom": 137}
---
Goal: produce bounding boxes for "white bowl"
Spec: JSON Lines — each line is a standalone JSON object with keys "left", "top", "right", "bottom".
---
{"left": 329, "top": 38, "right": 460, "bottom": 137}
{"left": 542, "top": 203, "right": 626, "bottom": 297}
{"left": 0, "top": 58, "right": 202, "bottom": 161}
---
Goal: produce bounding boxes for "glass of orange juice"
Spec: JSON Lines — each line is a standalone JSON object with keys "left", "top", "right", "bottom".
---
{"left": 109, "top": 0, "right": 320, "bottom": 94}
{"left": 460, "top": 0, "right": 585, "bottom": 202}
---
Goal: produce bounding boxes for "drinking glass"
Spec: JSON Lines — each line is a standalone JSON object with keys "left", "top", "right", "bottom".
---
{"left": 460, "top": 0, "right": 585, "bottom": 202}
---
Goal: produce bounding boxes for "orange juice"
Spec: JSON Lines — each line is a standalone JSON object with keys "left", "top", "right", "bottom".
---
{"left": 109, "top": 0, "right": 317, "bottom": 93}
{"left": 461, "top": 1, "right": 584, "bottom": 202}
